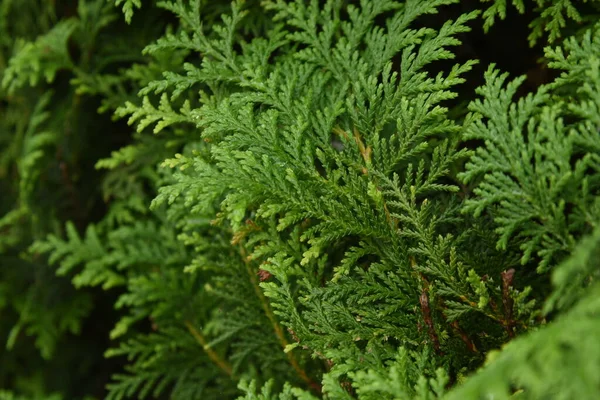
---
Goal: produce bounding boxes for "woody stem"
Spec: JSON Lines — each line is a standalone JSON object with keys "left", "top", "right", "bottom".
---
{"left": 240, "top": 245, "right": 322, "bottom": 393}
{"left": 184, "top": 320, "right": 234, "bottom": 377}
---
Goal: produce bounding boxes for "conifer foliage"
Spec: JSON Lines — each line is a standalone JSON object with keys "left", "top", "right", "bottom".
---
{"left": 1, "top": 0, "right": 599, "bottom": 399}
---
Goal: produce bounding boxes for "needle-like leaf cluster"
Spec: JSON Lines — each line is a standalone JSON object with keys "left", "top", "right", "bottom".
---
{"left": 1, "top": 1, "right": 600, "bottom": 399}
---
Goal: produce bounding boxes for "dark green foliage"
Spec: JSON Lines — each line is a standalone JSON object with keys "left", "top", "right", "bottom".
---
{"left": 479, "top": 0, "right": 600, "bottom": 45}
{"left": 1, "top": 1, "right": 599, "bottom": 399}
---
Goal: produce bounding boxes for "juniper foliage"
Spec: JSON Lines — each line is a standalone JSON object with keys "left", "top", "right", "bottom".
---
{"left": 2, "top": 0, "right": 600, "bottom": 399}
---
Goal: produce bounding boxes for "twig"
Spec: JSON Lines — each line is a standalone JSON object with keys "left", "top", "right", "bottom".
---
{"left": 240, "top": 246, "right": 322, "bottom": 393}
{"left": 501, "top": 268, "right": 516, "bottom": 338}
{"left": 420, "top": 290, "right": 443, "bottom": 355}
{"left": 184, "top": 320, "right": 233, "bottom": 377}
{"left": 411, "top": 257, "right": 443, "bottom": 355}
{"left": 451, "top": 320, "right": 478, "bottom": 354}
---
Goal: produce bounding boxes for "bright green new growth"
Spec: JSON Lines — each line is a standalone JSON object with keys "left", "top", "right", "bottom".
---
{"left": 2, "top": 0, "right": 600, "bottom": 399}
{"left": 113, "top": 0, "right": 142, "bottom": 23}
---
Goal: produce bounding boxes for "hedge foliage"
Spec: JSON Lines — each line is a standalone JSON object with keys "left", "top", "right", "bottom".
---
{"left": 1, "top": 0, "right": 600, "bottom": 399}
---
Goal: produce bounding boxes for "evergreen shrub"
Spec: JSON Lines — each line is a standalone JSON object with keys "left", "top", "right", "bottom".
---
{"left": 1, "top": 0, "right": 599, "bottom": 399}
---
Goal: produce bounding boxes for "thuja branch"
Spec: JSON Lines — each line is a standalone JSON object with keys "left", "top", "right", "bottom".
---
{"left": 184, "top": 320, "right": 234, "bottom": 378}
{"left": 239, "top": 245, "right": 322, "bottom": 393}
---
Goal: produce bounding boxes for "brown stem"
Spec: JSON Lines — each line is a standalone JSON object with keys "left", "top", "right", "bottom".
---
{"left": 501, "top": 268, "right": 516, "bottom": 338}
{"left": 410, "top": 258, "right": 442, "bottom": 354}
{"left": 184, "top": 320, "right": 233, "bottom": 378}
{"left": 451, "top": 320, "right": 478, "bottom": 354}
{"left": 420, "top": 290, "right": 443, "bottom": 355}
{"left": 437, "top": 297, "right": 479, "bottom": 354}
{"left": 240, "top": 246, "right": 322, "bottom": 394}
